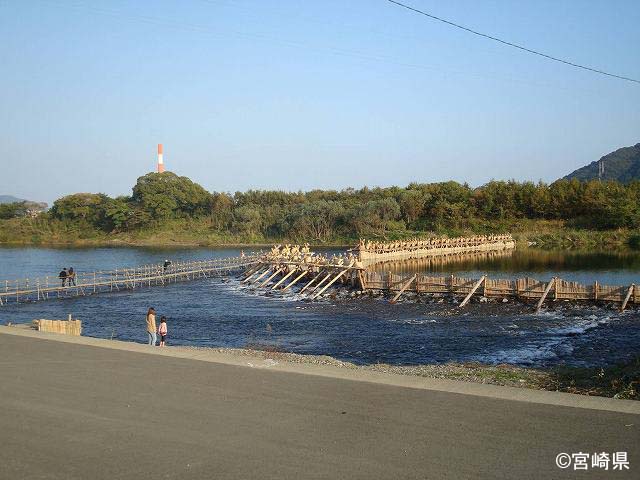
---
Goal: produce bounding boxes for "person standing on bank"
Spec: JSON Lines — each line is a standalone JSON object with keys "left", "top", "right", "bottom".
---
{"left": 158, "top": 316, "right": 168, "bottom": 347}
{"left": 58, "top": 268, "right": 67, "bottom": 287}
{"left": 146, "top": 307, "right": 157, "bottom": 346}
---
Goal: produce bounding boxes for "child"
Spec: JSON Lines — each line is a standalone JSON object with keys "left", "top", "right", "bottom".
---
{"left": 158, "top": 316, "right": 168, "bottom": 347}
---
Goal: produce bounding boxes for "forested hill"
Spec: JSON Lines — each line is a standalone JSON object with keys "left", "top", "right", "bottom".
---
{"left": 563, "top": 143, "right": 640, "bottom": 183}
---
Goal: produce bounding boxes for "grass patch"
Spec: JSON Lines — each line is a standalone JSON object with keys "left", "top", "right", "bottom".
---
{"left": 544, "top": 358, "right": 640, "bottom": 400}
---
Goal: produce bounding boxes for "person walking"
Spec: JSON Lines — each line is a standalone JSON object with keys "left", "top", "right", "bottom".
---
{"left": 67, "top": 267, "right": 76, "bottom": 286}
{"left": 158, "top": 316, "right": 168, "bottom": 347}
{"left": 58, "top": 268, "right": 67, "bottom": 287}
{"left": 146, "top": 307, "right": 157, "bottom": 346}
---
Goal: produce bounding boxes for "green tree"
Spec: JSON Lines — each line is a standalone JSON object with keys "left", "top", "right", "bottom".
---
{"left": 50, "top": 193, "right": 112, "bottom": 227}
{"left": 103, "top": 197, "right": 133, "bottom": 231}
{"left": 398, "top": 190, "right": 425, "bottom": 225}
{"left": 0, "top": 202, "right": 27, "bottom": 219}
{"left": 347, "top": 198, "right": 401, "bottom": 235}
{"left": 232, "top": 205, "right": 263, "bottom": 235}
{"left": 209, "top": 192, "right": 234, "bottom": 230}
{"left": 287, "top": 200, "right": 345, "bottom": 241}
{"left": 132, "top": 172, "right": 211, "bottom": 220}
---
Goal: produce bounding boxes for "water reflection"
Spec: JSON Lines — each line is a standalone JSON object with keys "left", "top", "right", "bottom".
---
{"left": 371, "top": 249, "right": 515, "bottom": 274}
{"left": 369, "top": 248, "right": 640, "bottom": 285}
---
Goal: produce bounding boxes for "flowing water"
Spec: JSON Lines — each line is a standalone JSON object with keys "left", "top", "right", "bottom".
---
{"left": 0, "top": 246, "right": 639, "bottom": 368}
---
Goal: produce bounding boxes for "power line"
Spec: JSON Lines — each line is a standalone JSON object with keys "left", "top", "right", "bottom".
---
{"left": 386, "top": 0, "right": 640, "bottom": 84}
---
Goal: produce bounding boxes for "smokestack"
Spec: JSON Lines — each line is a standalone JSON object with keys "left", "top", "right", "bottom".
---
{"left": 157, "top": 144, "right": 165, "bottom": 173}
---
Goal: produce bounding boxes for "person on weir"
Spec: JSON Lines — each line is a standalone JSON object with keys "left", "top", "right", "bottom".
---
{"left": 58, "top": 268, "right": 67, "bottom": 287}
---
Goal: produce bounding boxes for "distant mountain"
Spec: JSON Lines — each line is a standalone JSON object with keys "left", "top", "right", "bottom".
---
{"left": 0, "top": 195, "right": 48, "bottom": 215}
{"left": 0, "top": 195, "right": 25, "bottom": 204}
{"left": 563, "top": 143, "right": 640, "bottom": 183}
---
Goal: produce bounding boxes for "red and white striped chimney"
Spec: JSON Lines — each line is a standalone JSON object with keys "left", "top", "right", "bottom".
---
{"left": 157, "top": 144, "right": 165, "bottom": 173}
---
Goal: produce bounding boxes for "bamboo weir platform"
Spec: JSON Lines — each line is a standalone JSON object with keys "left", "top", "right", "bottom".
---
{"left": 1, "top": 235, "right": 637, "bottom": 312}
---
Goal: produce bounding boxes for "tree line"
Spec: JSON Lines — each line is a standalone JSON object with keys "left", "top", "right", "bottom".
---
{"left": 9, "top": 172, "right": 640, "bottom": 241}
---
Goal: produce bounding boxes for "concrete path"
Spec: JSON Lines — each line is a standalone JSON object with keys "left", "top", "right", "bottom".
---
{"left": 0, "top": 328, "right": 637, "bottom": 479}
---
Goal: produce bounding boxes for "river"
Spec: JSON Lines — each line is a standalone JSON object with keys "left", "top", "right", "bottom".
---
{"left": 0, "top": 246, "right": 638, "bottom": 368}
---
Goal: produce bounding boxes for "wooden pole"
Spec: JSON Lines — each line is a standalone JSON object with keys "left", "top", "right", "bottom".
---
{"left": 259, "top": 268, "right": 283, "bottom": 288}
{"left": 458, "top": 275, "right": 486, "bottom": 308}
{"left": 620, "top": 284, "right": 634, "bottom": 312}
{"left": 299, "top": 270, "right": 325, "bottom": 294}
{"left": 307, "top": 272, "right": 333, "bottom": 295}
{"left": 311, "top": 264, "right": 354, "bottom": 299}
{"left": 272, "top": 268, "right": 297, "bottom": 290}
{"left": 389, "top": 274, "right": 417, "bottom": 304}
{"left": 249, "top": 267, "right": 272, "bottom": 285}
{"left": 357, "top": 270, "right": 367, "bottom": 291}
{"left": 535, "top": 277, "right": 556, "bottom": 313}
{"left": 242, "top": 263, "right": 263, "bottom": 281}
{"left": 282, "top": 271, "right": 307, "bottom": 292}
{"left": 242, "top": 265, "right": 265, "bottom": 284}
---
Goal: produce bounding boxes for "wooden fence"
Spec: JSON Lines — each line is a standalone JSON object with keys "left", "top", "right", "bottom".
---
{"left": 362, "top": 271, "right": 637, "bottom": 310}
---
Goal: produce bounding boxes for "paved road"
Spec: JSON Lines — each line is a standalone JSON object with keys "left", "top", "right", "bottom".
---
{"left": 0, "top": 333, "right": 637, "bottom": 479}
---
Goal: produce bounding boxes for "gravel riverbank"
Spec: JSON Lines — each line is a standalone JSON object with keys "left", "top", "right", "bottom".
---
{"left": 176, "top": 344, "right": 639, "bottom": 400}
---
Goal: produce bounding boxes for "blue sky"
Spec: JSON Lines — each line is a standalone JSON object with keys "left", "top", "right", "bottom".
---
{"left": 1, "top": 0, "right": 639, "bottom": 204}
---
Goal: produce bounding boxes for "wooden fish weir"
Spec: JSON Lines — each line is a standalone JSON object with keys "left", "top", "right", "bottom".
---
{"left": 343, "top": 235, "right": 632, "bottom": 311}
{"left": 241, "top": 259, "right": 365, "bottom": 300}
{"left": 361, "top": 271, "right": 638, "bottom": 311}
{"left": 0, "top": 255, "right": 261, "bottom": 306}
{"left": 239, "top": 237, "right": 637, "bottom": 311}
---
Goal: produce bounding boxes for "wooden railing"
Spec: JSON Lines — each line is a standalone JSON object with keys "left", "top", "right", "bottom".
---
{"left": 0, "top": 254, "right": 262, "bottom": 305}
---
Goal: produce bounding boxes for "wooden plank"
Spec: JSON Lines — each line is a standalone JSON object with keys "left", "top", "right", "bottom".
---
{"left": 459, "top": 275, "right": 486, "bottom": 308}
{"left": 282, "top": 271, "right": 308, "bottom": 292}
{"left": 271, "top": 268, "right": 297, "bottom": 290}
{"left": 299, "top": 270, "right": 325, "bottom": 294}
{"left": 259, "top": 268, "right": 284, "bottom": 288}
{"left": 248, "top": 268, "right": 272, "bottom": 285}
{"left": 241, "top": 263, "right": 263, "bottom": 281}
{"left": 620, "top": 284, "right": 635, "bottom": 312}
{"left": 305, "top": 272, "right": 332, "bottom": 295}
{"left": 389, "top": 274, "right": 417, "bottom": 304}
{"left": 535, "top": 277, "right": 556, "bottom": 313}
{"left": 357, "top": 270, "right": 367, "bottom": 290}
{"left": 311, "top": 263, "right": 354, "bottom": 299}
